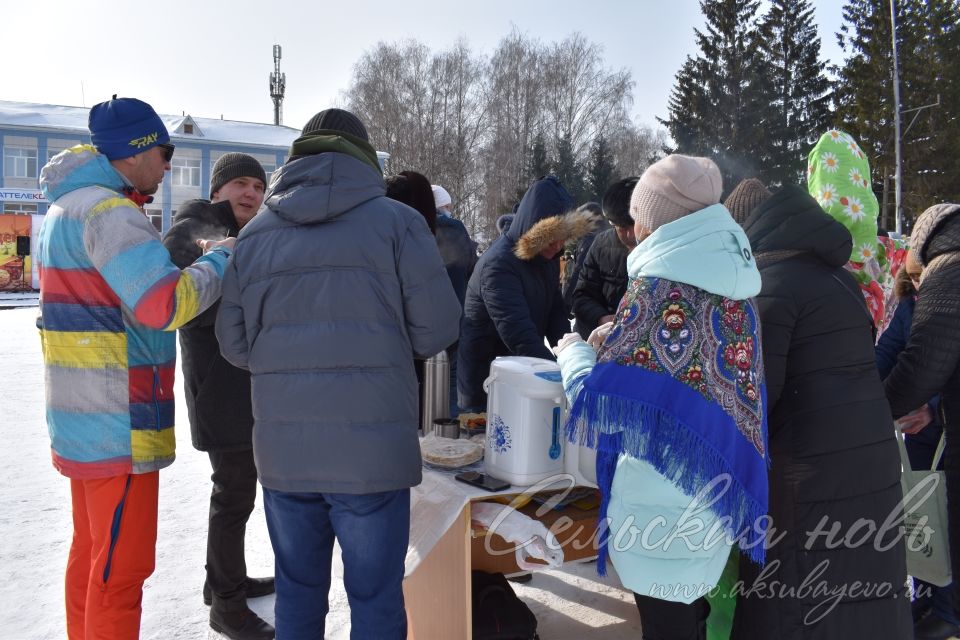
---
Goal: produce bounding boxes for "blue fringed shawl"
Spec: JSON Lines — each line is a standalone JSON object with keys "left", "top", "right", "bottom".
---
{"left": 566, "top": 276, "right": 769, "bottom": 570}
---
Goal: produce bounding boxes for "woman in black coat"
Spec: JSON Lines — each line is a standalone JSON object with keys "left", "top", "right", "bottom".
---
{"left": 884, "top": 203, "right": 960, "bottom": 637}
{"left": 730, "top": 185, "right": 911, "bottom": 639}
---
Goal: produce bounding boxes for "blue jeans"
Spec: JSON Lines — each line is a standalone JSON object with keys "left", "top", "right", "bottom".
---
{"left": 263, "top": 487, "right": 410, "bottom": 640}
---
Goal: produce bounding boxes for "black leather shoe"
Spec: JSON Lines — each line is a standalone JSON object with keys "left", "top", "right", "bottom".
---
{"left": 244, "top": 576, "right": 275, "bottom": 600}
{"left": 204, "top": 577, "right": 276, "bottom": 606}
{"left": 915, "top": 613, "right": 960, "bottom": 640}
{"left": 210, "top": 607, "right": 275, "bottom": 640}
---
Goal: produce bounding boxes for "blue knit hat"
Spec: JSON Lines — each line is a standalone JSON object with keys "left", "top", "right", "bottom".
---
{"left": 88, "top": 96, "right": 169, "bottom": 160}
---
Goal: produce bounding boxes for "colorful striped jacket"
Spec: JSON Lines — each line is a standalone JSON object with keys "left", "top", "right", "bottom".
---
{"left": 37, "top": 145, "right": 231, "bottom": 479}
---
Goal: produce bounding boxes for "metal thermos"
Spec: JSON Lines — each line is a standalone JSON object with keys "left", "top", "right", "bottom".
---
{"left": 421, "top": 350, "right": 450, "bottom": 434}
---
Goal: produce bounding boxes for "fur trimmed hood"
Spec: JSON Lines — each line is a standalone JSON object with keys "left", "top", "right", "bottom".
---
{"left": 505, "top": 176, "right": 575, "bottom": 256}
{"left": 514, "top": 209, "right": 597, "bottom": 260}
{"left": 894, "top": 266, "right": 915, "bottom": 299}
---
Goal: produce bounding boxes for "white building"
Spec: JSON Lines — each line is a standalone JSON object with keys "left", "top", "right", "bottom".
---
{"left": 0, "top": 99, "right": 305, "bottom": 232}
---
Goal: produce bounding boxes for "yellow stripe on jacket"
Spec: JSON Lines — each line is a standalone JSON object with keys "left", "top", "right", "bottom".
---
{"left": 40, "top": 330, "right": 127, "bottom": 369}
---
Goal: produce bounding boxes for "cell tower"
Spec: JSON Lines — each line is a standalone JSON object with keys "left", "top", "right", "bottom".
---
{"left": 270, "top": 44, "right": 286, "bottom": 126}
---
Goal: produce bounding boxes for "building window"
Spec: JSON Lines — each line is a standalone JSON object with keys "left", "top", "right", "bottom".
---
{"left": 47, "top": 148, "right": 64, "bottom": 162}
{"left": 4, "top": 147, "right": 38, "bottom": 178}
{"left": 146, "top": 209, "right": 163, "bottom": 232}
{"left": 171, "top": 157, "right": 201, "bottom": 187}
{"left": 3, "top": 203, "right": 38, "bottom": 215}
{"left": 183, "top": 124, "right": 194, "bottom": 134}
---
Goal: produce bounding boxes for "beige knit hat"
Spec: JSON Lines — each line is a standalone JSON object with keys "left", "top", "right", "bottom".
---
{"left": 630, "top": 154, "right": 723, "bottom": 232}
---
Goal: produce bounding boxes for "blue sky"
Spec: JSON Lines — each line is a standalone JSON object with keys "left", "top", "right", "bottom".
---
{"left": 10, "top": 0, "right": 847, "bottom": 131}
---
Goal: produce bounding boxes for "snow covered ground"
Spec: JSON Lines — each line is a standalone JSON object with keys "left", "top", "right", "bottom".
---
{"left": 0, "top": 306, "right": 640, "bottom": 639}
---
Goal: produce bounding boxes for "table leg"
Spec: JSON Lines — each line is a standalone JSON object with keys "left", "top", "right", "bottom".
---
{"left": 404, "top": 504, "right": 472, "bottom": 639}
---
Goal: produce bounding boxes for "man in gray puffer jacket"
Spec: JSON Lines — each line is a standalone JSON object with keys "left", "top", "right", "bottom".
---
{"left": 216, "top": 108, "right": 460, "bottom": 639}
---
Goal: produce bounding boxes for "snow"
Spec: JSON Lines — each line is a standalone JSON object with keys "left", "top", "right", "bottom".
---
{"left": 0, "top": 306, "right": 640, "bottom": 639}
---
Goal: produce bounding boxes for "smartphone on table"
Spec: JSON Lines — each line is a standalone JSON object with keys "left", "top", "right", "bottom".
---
{"left": 455, "top": 471, "right": 511, "bottom": 492}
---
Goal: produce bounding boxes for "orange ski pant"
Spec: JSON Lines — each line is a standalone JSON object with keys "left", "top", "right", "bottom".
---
{"left": 65, "top": 471, "right": 159, "bottom": 640}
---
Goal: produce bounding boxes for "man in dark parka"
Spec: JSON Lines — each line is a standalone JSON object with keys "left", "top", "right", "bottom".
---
{"left": 457, "top": 176, "right": 591, "bottom": 411}
{"left": 163, "top": 153, "right": 275, "bottom": 640}
{"left": 216, "top": 109, "right": 461, "bottom": 638}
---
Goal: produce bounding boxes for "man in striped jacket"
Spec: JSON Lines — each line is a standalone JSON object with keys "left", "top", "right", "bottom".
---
{"left": 37, "top": 97, "right": 235, "bottom": 640}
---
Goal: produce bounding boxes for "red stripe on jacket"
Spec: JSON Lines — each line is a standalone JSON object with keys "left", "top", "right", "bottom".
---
{"left": 39, "top": 266, "right": 121, "bottom": 307}
{"left": 128, "top": 365, "right": 175, "bottom": 404}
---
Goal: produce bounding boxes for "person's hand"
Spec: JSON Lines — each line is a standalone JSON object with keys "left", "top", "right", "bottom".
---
{"left": 197, "top": 237, "right": 235, "bottom": 253}
{"left": 898, "top": 404, "right": 933, "bottom": 434}
{"left": 553, "top": 332, "right": 585, "bottom": 357}
{"left": 598, "top": 314, "right": 616, "bottom": 325}
{"left": 587, "top": 321, "right": 614, "bottom": 350}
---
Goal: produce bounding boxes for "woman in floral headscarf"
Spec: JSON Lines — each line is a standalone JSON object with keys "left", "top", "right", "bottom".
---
{"left": 807, "top": 130, "right": 908, "bottom": 334}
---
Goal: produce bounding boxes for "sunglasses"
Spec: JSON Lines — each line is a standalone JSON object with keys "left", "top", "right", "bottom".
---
{"left": 158, "top": 143, "right": 175, "bottom": 162}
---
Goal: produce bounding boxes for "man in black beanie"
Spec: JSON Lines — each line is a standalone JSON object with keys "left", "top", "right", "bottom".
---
{"left": 571, "top": 176, "right": 640, "bottom": 338}
{"left": 215, "top": 108, "right": 460, "bottom": 638}
{"left": 163, "top": 153, "right": 274, "bottom": 640}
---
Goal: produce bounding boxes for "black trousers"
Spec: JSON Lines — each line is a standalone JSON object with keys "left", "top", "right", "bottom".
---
{"left": 207, "top": 448, "right": 258, "bottom": 612}
{"left": 634, "top": 593, "right": 710, "bottom": 640}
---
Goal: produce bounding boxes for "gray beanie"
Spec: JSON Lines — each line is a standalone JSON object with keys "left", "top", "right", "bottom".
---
{"left": 210, "top": 153, "right": 267, "bottom": 198}
{"left": 910, "top": 203, "right": 960, "bottom": 265}
{"left": 630, "top": 154, "right": 723, "bottom": 232}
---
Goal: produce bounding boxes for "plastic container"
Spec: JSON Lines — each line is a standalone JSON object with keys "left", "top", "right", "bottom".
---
{"left": 421, "top": 351, "right": 450, "bottom": 434}
{"left": 564, "top": 438, "right": 598, "bottom": 488}
{"left": 482, "top": 356, "right": 566, "bottom": 485}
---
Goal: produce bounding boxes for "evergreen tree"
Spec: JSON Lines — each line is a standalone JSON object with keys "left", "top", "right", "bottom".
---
{"left": 526, "top": 130, "right": 551, "bottom": 184}
{"left": 836, "top": 0, "right": 960, "bottom": 228}
{"left": 552, "top": 133, "right": 586, "bottom": 203}
{"left": 757, "top": 0, "right": 832, "bottom": 186}
{"left": 661, "top": 0, "right": 768, "bottom": 192}
{"left": 585, "top": 136, "right": 617, "bottom": 203}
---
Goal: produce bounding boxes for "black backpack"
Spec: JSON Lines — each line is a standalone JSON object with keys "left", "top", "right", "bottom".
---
{"left": 471, "top": 571, "right": 539, "bottom": 640}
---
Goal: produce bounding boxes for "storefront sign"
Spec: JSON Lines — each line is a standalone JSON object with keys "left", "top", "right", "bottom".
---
{"left": 0, "top": 188, "right": 46, "bottom": 202}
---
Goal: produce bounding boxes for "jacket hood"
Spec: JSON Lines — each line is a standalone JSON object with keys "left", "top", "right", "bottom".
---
{"left": 914, "top": 203, "right": 960, "bottom": 265}
{"left": 627, "top": 203, "right": 761, "bottom": 300}
{"left": 744, "top": 185, "right": 852, "bottom": 269}
{"left": 514, "top": 209, "right": 597, "bottom": 260}
{"left": 264, "top": 152, "right": 385, "bottom": 225}
{"left": 506, "top": 176, "right": 575, "bottom": 245}
{"left": 171, "top": 199, "right": 239, "bottom": 243}
{"left": 39, "top": 144, "right": 125, "bottom": 202}
{"left": 174, "top": 198, "right": 236, "bottom": 227}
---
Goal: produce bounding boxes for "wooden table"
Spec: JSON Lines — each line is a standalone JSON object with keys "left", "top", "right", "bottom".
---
{"left": 403, "top": 479, "right": 600, "bottom": 639}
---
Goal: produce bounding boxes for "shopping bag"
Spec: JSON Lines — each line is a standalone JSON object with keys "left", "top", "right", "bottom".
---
{"left": 705, "top": 548, "right": 738, "bottom": 640}
{"left": 898, "top": 428, "right": 951, "bottom": 587}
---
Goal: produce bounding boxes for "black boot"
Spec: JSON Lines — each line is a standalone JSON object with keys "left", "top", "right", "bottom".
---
{"left": 204, "top": 576, "right": 276, "bottom": 606}
{"left": 914, "top": 613, "right": 960, "bottom": 640}
{"left": 209, "top": 607, "right": 275, "bottom": 640}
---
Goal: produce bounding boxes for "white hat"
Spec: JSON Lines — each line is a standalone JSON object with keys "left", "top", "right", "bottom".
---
{"left": 432, "top": 184, "right": 452, "bottom": 209}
